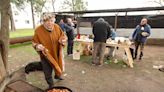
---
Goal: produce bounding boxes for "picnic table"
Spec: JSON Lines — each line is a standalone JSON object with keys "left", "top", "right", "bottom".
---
{"left": 74, "top": 38, "right": 134, "bottom": 68}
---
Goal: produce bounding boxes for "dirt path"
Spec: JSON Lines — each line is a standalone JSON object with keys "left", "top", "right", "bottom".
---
{"left": 9, "top": 45, "right": 164, "bottom": 92}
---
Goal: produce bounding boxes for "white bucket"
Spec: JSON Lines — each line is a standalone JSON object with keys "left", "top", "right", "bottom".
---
{"left": 73, "top": 50, "right": 80, "bottom": 60}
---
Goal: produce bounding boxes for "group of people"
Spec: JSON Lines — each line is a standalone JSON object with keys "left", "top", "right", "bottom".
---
{"left": 59, "top": 18, "right": 76, "bottom": 56}
{"left": 92, "top": 17, "right": 151, "bottom": 66}
{"left": 32, "top": 12, "right": 151, "bottom": 89}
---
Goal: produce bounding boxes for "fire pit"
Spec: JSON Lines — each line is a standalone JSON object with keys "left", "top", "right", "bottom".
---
{"left": 46, "top": 86, "right": 72, "bottom": 92}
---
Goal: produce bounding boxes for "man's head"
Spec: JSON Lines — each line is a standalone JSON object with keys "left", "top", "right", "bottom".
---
{"left": 41, "top": 12, "right": 55, "bottom": 31}
{"left": 67, "top": 18, "right": 74, "bottom": 26}
{"left": 97, "top": 18, "right": 105, "bottom": 22}
{"left": 140, "top": 18, "right": 148, "bottom": 26}
{"left": 59, "top": 19, "right": 64, "bottom": 24}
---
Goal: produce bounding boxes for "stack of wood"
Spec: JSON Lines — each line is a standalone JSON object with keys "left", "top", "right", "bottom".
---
{"left": 82, "top": 42, "right": 93, "bottom": 56}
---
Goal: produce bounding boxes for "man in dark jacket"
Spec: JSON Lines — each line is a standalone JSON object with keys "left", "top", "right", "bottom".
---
{"left": 65, "top": 18, "right": 74, "bottom": 56}
{"left": 92, "top": 18, "right": 111, "bottom": 66}
{"left": 59, "top": 19, "right": 65, "bottom": 32}
{"left": 132, "top": 18, "right": 151, "bottom": 60}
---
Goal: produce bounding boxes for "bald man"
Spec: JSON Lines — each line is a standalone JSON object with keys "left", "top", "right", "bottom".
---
{"left": 65, "top": 18, "right": 75, "bottom": 56}
{"left": 132, "top": 18, "right": 151, "bottom": 60}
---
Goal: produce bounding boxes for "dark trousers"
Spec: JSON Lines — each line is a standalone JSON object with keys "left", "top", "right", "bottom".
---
{"left": 40, "top": 57, "right": 54, "bottom": 87}
{"left": 134, "top": 41, "right": 144, "bottom": 59}
{"left": 67, "top": 40, "right": 74, "bottom": 55}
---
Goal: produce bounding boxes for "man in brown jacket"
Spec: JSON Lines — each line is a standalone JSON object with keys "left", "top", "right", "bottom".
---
{"left": 32, "top": 13, "right": 67, "bottom": 88}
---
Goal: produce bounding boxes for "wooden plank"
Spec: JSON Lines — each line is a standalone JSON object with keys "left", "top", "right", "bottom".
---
{"left": 5, "top": 80, "right": 43, "bottom": 92}
{"left": 124, "top": 47, "right": 134, "bottom": 68}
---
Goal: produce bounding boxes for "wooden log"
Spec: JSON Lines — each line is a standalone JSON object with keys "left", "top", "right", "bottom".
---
{"left": 9, "top": 36, "right": 33, "bottom": 45}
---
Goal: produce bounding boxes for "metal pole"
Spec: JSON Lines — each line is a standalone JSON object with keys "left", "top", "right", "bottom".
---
{"left": 76, "top": 14, "right": 81, "bottom": 38}
{"left": 114, "top": 13, "right": 118, "bottom": 31}
{"left": 125, "top": 12, "right": 128, "bottom": 28}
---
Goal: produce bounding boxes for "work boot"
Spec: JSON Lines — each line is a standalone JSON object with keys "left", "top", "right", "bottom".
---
{"left": 91, "top": 62, "right": 96, "bottom": 65}
{"left": 48, "top": 84, "right": 54, "bottom": 89}
{"left": 139, "top": 52, "right": 143, "bottom": 60}
{"left": 48, "top": 81, "right": 54, "bottom": 89}
{"left": 54, "top": 75, "right": 64, "bottom": 80}
{"left": 133, "top": 56, "right": 137, "bottom": 60}
{"left": 46, "top": 78, "right": 54, "bottom": 88}
{"left": 133, "top": 52, "right": 137, "bottom": 60}
{"left": 159, "top": 68, "right": 164, "bottom": 72}
{"left": 96, "top": 63, "right": 103, "bottom": 67}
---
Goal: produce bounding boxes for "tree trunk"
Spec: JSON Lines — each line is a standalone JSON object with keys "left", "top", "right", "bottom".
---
{"left": 52, "top": 0, "right": 56, "bottom": 12}
{"left": 72, "top": 0, "right": 75, "bottom": 11}
{"left": 9, "top": 5, "right": 16, "bottom": 31}
{"left": 0, "top": 0, "right": 10, "bottom": 90}
{"left": 114, "top": 14, "right": 118, "bottom": 31}
{"left": 30, "top": 1, "right": 35, "bottom": 29}
{"left": 76, "top": 15, "right": 80, "bottom": 35}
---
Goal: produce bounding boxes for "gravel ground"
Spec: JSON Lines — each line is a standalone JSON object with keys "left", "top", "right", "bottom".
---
{"left": 8, "top": 44, "right": 164, "bottom": 92}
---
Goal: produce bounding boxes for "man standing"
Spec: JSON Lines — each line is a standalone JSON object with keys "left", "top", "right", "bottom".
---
{"left": 65, "top": 18, "right": 75, "bottom": 56}
{"left": 59, "top": 19, "right": 65, "bottom": 32}
{"left": 32, "top": 13, "right": 67, "bottom": 88}
{"left": 92, "top": 18, "right": 111, "bottom": 66}
{"left": 132, "top": 18, "right": 151, "bottom": 60}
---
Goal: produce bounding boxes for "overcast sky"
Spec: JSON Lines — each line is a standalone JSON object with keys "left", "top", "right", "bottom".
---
{"left": 53, "top": 0, "right": 162, "bottom": 11}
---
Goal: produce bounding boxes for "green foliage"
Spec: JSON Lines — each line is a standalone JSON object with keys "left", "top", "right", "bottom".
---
{"left": 27, "top": 0, "right": 46, "bottom": 13}
{"left": 11, "top": 0, "right": 25, "bottom": 10}
{"left": 11, "top": 0, "right": 46, "bottom": 14}
{"left": 61, "top": 0, "right": 88, "bottom": 11}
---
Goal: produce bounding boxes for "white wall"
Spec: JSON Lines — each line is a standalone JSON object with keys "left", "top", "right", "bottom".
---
{"left": 11, "top": 4, "right": 40, "bottom": 29}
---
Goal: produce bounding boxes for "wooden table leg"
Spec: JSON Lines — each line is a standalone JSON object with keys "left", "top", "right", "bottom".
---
{"left": 124, "top": 47, "right": 134, "bottom": 68}
{"left": 112, "top": 46, "right": 116, "bottom": 57}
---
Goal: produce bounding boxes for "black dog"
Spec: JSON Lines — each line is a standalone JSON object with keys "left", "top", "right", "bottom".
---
{"left": 25, "top": 62, "right": 43, "bottom": 74}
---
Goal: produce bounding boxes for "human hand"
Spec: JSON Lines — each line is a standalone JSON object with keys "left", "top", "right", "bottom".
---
{"left": 59, "top": 36, "right": 67, "bottom": 46}
{"left": 36, "top": 44, "right": 45, "bottom": 51}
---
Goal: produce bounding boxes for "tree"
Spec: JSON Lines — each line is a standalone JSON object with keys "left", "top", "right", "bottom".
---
{"left": 61, "top": 0, "right": 88, "bottom": 11}
{"left": 151, "top": 0, "right": 164, "bottom": 14}
{"left": 11, "top": 0, "right": 46, "bottom": 29}
{"left": 51, "top": 0, "right": 56, "bottom": 12}
{"left": 10, "top": 0, "right": 25, "bottom": 31}
{"left": 60, "top": 0, "right": 88, "bottom": 37}
{"left": 0, "top": 0, "right": 10, "bottom": 90}
{"left": 28, "top": 0, "right": 46, "bottom": 29}
{"left": 153, "top": 0, "right": 164, "bottom": 6}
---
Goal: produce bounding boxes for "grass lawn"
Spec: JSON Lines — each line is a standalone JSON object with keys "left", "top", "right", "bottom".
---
{"left": 10, "top": 29, "right": 34, "bottom": 38}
